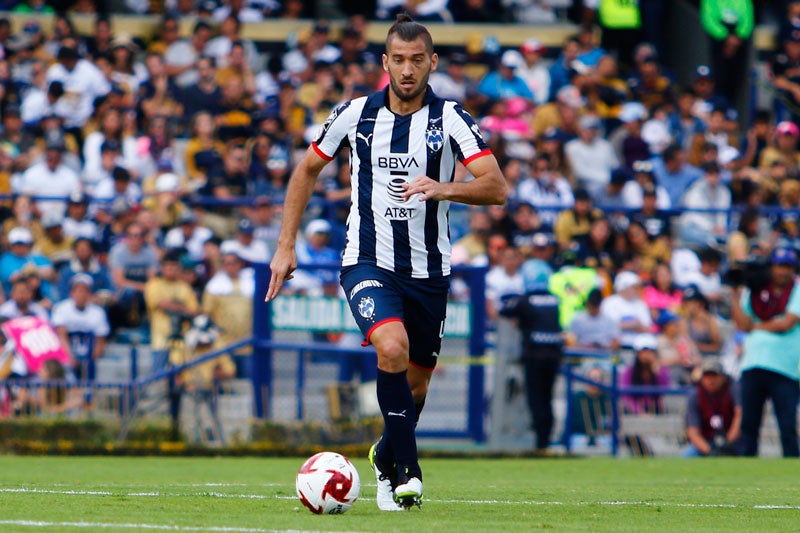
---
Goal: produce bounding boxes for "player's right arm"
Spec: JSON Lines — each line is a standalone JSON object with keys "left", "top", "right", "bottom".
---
{"left": 265, "top": 148, "right": 331, "bottom": 301}
{"left": 266, "top": 101, "right": 355, "bottom": 301}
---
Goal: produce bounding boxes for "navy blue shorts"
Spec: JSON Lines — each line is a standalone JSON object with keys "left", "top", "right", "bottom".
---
{"left": 340, "top": 264, "right": 449, "bottom": 371}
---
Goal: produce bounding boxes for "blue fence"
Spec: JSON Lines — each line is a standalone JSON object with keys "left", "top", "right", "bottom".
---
{"left": 560, "top": 352, "right": 692, "bottom": 456}
{"left": 250, "top": 262, "right": 491, "bottom": 442}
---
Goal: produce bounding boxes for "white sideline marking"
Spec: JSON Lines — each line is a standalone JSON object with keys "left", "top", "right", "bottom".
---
{"left": 0, "top": 489, "right": 114, "bottom": 496}
{"left": 0, "top": 488, "right": 271, "bottom": 500}
{"left": 4, "top": 487, "right": 800, "bottom": 511}
{"left": 47, "top": 483, "right": 272, "bottom": 488}
{"left": 430, "top": 499, "right": 796, "bottom": 510}
{"left": 0, "top": 521, "right": 342, "bottom": 533}
{"left": 0, "top": 521, "right": 262, "bottom": 532}
{"left": 755, "top": 505, "right": 800, "bottom": 510}
{"left": 190, "top": 483, "right": 253, "bottom": 487}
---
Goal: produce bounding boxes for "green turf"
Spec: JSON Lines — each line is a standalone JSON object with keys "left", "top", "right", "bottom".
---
{"left": 0, "top": 455, "right": 799, "bottom": 532}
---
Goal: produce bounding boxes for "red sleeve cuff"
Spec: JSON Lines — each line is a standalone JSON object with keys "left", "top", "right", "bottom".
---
{"left": 462, "top": 149, "right": 492, "bottom": 166}
{"left": 311, "top": 142, "right": 334, "bottom": 161}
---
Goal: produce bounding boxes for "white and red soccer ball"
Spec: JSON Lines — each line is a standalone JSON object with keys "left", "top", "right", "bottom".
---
{"left": 295, "top": 451, "right": 361, "bottom": 514}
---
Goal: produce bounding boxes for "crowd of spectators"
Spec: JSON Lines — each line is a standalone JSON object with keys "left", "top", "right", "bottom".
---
{"left": 0, "top": 0, "right": 797, "bottom": 432}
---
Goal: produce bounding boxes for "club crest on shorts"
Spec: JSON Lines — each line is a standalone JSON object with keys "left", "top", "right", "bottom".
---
{"left": 358, "top": 296, "right": 375, "bottom": 319}
{"left": 425, "top": 127, "right": 443, "bottom": 152}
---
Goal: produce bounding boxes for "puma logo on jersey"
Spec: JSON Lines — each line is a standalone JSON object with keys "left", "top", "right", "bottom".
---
{"left": 357, "top": 132, "right": 373, "bottom": 145}
{"left": 387, "top": 410, "right": 407, "bottom": 417}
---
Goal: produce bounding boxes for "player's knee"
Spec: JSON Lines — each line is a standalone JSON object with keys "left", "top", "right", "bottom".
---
{"left": 374, "top": 337, "right": 409, "bottom": 371}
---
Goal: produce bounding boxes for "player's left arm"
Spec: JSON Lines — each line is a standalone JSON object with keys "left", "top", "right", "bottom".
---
{"left": 404, "top": 102, "right": 506, "bottom": 206}
{"left": 403, "top": 155, "right": 506, "bottom": 206}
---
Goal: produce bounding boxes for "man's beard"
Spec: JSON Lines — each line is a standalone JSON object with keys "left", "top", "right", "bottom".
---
{"left": 389, "top": 71, "right": 430, "bottom": 102}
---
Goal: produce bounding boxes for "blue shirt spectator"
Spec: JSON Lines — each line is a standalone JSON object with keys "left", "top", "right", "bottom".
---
{"left": 668, "top": 91, "right": 706, "bottom": 151}
{"left": 575, "top": 26, "right": 606, "bottom": 68}
{"left": 295, "top": 219, "right": 341, "bottom": 288}
{"left": 548, "top": 36, "right": 583, "bottom": 97}
{"left": 0, "top": 227, "right": 55, "bottom": 297}
{"left": 478, "top": 51, "right": 534, "bottom": 101}
{"left": 651, "top": 145, "right": 703, "bottom": 207}
{"left": 56, "top": 238, "right": 114, "bottom": 302}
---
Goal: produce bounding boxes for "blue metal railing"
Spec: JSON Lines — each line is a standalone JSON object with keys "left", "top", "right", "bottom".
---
{"left": 250, "top": 262, "right": 490, "bottom": 441}
{"left": 560, "top": 349, "right": 693, "bottom": 456}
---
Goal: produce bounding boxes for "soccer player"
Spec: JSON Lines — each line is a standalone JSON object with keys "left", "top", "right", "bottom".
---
{"left": 266, "top": 14, "right": 507, "bottom": 510}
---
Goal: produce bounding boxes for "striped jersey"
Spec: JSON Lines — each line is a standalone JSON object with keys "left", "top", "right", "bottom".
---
{"left": 311, "top": 87, "right": 491, "bottom": 278}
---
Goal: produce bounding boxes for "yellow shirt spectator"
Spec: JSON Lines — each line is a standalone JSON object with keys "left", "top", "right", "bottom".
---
{"left": 201, "top": 251, "right": 254, "bottom": 357}
{"left": 144, "top": 255, "right": 199, "bottom": 351}
{"left": 554, "top": 198, "right": 604, "bottom": 250}
{"left": 34, "top": 221, "right": 74, "bottom": 266}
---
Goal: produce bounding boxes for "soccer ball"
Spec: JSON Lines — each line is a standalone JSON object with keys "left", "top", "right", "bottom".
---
{"left": 295, "top": 451, "right": 361, "bottom": 514}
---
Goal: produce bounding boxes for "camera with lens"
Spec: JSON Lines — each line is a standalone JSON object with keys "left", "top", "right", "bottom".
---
{"left": 723, "top": 255, "right": 771, "bottom": 290}
{"left": 708, "top": 415, "right": 737, "bottom": 456}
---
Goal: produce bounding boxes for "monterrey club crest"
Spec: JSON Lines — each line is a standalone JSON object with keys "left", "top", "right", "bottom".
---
{"left": 358, "top": 296, "right": 375, "bottom": 319}
{"left": 425, "top": 127, "right": 444, "bottom": 152}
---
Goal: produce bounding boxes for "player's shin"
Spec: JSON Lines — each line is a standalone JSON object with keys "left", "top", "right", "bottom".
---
{"left": 376, "top": 368, "right": 420, "bottom": 476}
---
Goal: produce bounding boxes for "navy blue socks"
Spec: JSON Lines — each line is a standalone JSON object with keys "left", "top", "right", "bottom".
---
{"left": 414, "top": 398, "right": 426, "bottom": 423}
{"left": 376, "top": 368, "right": 419, "bottom": 477}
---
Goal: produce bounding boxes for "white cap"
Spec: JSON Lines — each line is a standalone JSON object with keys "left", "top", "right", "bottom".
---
{"left": 220, "top": 240, "right": 243, "bottom": 258}
{"left": 155, "top": 172, "right": 180, "bottom": 193}
{"left": 42, "top": 213, "right": 63, "bottom": 229}
{"left": 70, "top": 273, "right": 94, "bottom": 289}
{"left": 641, "top": 119, "right": 672, "bottom": 155}
{"left": 614, "top": 270, "right": 641, "bottom": 293}
{"left": 619, "top": 102, "right": 647, "bottom": 123}
{"left": 500, "top": 50, "right": 524, "bottom": 69}
{"left": 531, "top": 232, "right": 550, "bottom": 247}
{"left": 578, "top": 114, "right": 601, "bottom": 130}
{"left": 633, "top": 334, "right": 658, "bottom": 352}
{"left": 8, "top": 226, "right": 33, "bottom": 245}
{"left": 718, "top": 145, "right": 740, "bottom": 165}
{"left": 521, "top": 38, "right": 546, "bottom": 54}
{"left": 556, "top": 85, "right": 585, "bottom": 109}
{"left": 305, "top": 219, "right": 332, "bottom": 238}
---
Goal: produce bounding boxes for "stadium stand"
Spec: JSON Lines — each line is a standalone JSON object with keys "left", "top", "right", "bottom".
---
{"left": 0, "top": 0, "right": 799, "bottom": 457}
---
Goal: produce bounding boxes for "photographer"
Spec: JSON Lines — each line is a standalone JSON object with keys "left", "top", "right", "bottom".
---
{"left": 682, "top": 359, "right": 741, "bottom": 457}
{"left": 730, "top": 247, "right": 800, "bottom": 457}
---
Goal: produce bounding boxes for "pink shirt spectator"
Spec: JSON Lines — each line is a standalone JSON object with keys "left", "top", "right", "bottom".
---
{"left": 619, "top": 364, "right": 672, "bottom": 414}
{"left": 643, "top": 285, "right": 682, "bottom": 331}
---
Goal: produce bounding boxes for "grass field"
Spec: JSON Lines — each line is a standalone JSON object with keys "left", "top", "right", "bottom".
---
{"left": 0, "top": 456, "right": 799, "bottom": 532}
